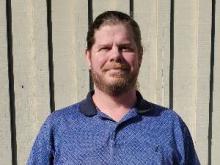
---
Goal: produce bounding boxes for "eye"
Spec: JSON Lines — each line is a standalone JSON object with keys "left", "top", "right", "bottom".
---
{"left": 120, "top": 46, "right": 134, "bottom": 52}
{"left": 99, "top": 47, "right": 111, "bottom": 52}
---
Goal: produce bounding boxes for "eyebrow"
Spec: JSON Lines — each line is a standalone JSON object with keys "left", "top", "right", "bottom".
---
{"left": 119, "top": 43, "right": 133, "bottom": 47}
{"left": 97, "top": 44, "right": 112, "bottom": 47}
{"left": 98, "top": 42, "right": 133, "bottom": 47}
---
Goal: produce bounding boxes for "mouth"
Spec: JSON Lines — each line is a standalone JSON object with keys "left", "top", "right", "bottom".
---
{"left": 105, "top": 68, "right": 129, "bottom": 78}
{"left": 109, "top": 68, "right": 124, "bottom": 71}
{"left": 103, "top": 66, "right": 129, "bottom": 71}
{"left": 109, "top": 67, "right": 126, "bottom": 70}
{"left": 102, "top": 63, "right": 130, "bottom": 72}
{"left": 104, "top": 68, "right": 129, "bottom": 74}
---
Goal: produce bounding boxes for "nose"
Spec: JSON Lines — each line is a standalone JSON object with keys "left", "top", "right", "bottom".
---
{"left": 109, "top": 46, "right": 122, "bottom": 62}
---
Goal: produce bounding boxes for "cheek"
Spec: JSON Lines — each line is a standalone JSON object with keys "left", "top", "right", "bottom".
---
{"left": 91, "top": 56, "right": 107, "bottom": 69}
{"left": 123, "top": 55, "right": 139, "bottom": 69}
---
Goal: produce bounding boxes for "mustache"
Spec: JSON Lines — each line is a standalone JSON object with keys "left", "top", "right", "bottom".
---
{"left": 102, "top": 63, "right": 130, "bottom": 71}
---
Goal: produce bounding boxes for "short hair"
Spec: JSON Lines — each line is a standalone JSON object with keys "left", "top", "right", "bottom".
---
{"left": 86, "top": 11, "right": 143, "bottom": 59}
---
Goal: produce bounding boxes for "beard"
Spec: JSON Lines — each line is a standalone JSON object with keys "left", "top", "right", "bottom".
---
{"left": 91, "top": 62, "right": 140, "bottom": 96}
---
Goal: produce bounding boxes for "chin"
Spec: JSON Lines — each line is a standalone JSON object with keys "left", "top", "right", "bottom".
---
{"left": 105, "top": 78, "right": 127, "bottom": 85}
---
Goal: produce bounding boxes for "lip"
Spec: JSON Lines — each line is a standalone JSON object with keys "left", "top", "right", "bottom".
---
{"left": 110, "top": 68, "right": 123, "bottom": 70}
{"left": 104, "top": 67, "right": 129, "bottom": 71}
{"left": 106, "top": 68, "right": 128, "bottom": 76}
{"left": 106, "top": 68, "right": 127, "bottom": 72}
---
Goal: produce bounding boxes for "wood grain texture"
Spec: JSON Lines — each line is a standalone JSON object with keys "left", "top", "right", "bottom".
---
{"left": 212, "top": 0, "right": 220, "bottom": 163}
{"left": 0, "top": 0, "right": 12, "bottom": 164}
{"left": 52, "top": 0, "right": 89, "bottom": 110}
{"left": 11, "top": 1, "right": 50, "bottom": 164}
{"left": 134, "top": 0, "right": 170, "bottom": 107}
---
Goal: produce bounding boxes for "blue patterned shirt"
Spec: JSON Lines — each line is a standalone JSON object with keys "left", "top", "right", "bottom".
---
{"left": 28, "top": 91, "right": 200, "bottom": 164}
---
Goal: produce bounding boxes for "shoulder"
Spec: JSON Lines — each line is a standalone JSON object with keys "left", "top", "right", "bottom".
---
{"left": 42, "top": 102, "right": 82, "bottom": 130}
{"left": 143, "top": 101, "right": 187, "bottom": 129}
{"left": 142, "top": 101, "right": 193, "bottom": 143}
{"left": 136, "top": 91, "right": 182, "bottom": 124}
{"left": 142, "top": 102, "right": 199, "bottom": 164}
{"left": 51, "top": 103, "right": 80, "bottom": 119}
{"left": 144, "top": 101, "right": 179, "bottom": 119}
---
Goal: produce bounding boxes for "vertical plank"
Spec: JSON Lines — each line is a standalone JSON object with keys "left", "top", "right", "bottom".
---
{"left": 52, "top": 0, "right": 89, "bottom": 109}
{"left": 12, "top": 1, "right": 50, "bottom": 164}
{"left": 173, "top": 0, "right": 197, "bottom": 137}
{"left": 93, "top": 0, "right": 130, "bottom": 18}
{"left": 212, "top": 0, "right": 220, "bottom": 163}
{"left": 134, "top": 0, "right": 170, "bottom": 107}
{"left": 156, "top": 0, "right": 170, "bottom": 107}
{"left": 173, "top": 1, "right": 208, "bottom": 162}
{"left": 195, "top": 0, "right": 212, "bottom": 164}
{"left": 0, "top": 0, "right": 12, "bottom": 164}
{"left": 174, "top": 1, "right": 212, "bottom": 164}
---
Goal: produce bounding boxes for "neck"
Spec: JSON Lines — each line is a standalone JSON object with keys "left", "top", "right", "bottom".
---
{"left": 92, "top": 87, "right": 137, "bottom": 122}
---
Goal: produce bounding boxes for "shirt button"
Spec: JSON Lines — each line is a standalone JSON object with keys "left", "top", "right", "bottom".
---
{"left": 110, "top": 132, "right": 115, "bottom": 141}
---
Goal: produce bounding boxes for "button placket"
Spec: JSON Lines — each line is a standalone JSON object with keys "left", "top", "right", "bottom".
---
{"left": 108, "top": 123, "right": 118, "bottom": 163}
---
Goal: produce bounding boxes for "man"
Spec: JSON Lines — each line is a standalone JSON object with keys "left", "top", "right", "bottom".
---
{"left": 28, "top": 11, "right": 200, "bottom": 164}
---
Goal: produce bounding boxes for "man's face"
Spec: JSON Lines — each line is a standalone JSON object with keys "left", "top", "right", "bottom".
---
{"left": 86, "top": 24, "right": 141, "bottom": 96}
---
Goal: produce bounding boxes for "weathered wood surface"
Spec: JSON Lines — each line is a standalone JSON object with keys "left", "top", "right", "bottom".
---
{"left": 11, "top": 1, "right": 51, "bottom": 164}
{"left": 0, "top": 0, "right": 12, "bottom": 164}
{"left": 52, "top": 0, "right": 89, "bottom": 110}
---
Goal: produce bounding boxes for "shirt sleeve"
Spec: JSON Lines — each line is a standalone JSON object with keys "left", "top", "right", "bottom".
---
{"left": 183, "top": 124, "right": 200, "bottom": 165}
{"left": 174, "top": 116, "right": 201, "bottom": 165}
{"left": 27, "top": 115, "right": 55, "bottom": 165}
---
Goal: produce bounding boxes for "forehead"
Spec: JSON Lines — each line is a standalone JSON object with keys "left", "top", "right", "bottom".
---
{"left": 93, "top": 24, "right": 134, "bottom": 43}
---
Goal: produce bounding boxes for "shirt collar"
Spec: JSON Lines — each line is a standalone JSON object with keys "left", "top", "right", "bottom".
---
{"left": 79, "top": 90, "right": 152, "bottom": 117}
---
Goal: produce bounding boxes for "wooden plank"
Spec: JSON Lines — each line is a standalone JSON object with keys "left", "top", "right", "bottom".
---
{"left": 11, "top": 1, "right": 50, "bottom": 164}
{"left": 0, "top": 0, "right": 12, "bottom": 164}
{"left": 212, "top": 0, "right": 220, "bottom": 163}
{"left": 194, "top": 0, "right": 212, "bottom": 164}
{"left": 52, "top": 0, "right": 89, "bottom": 109}
{"left": 134, "top": 0, "right": 170, "bottom": 107}
{"left": 173, "top": 0, "right": 197, "bottom": 141}
{"left": 156, "top": 0, "right": 170, "bottom": 107}
{"left": 93, "top": 0, "right": 130, "bottom": 18}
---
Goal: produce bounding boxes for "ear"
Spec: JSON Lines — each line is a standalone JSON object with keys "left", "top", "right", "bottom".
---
{"left": 85, "top": 50, "right": 92, "bottom": 69}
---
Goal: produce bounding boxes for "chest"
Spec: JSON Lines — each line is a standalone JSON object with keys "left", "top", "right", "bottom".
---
{"left": 53, "top": 120, "right": 177, "bottom": 164}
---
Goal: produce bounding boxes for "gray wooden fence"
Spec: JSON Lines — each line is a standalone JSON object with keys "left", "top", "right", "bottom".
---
{"left": 0, "top": 0, "right": 219, "bottom": 164}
